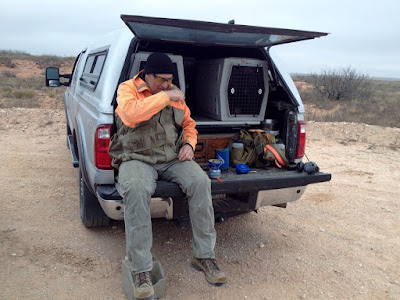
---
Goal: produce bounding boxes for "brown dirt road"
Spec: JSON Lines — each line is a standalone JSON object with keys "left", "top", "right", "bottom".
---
{"left": 1, "top": 108, "right": 399, "bottom": 300}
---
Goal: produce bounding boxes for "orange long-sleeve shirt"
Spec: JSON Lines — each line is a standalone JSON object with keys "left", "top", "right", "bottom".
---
{"left": 115, "top": 73, "right": 198, "bottom": 150}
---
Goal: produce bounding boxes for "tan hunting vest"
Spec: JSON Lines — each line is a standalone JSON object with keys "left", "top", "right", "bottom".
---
{"left": 109, "top": 105, "right": 184, "bottom": 168}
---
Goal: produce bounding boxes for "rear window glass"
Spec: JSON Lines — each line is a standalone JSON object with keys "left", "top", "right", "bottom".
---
{"left": 122, "top": 16, "right": 327, "bottom": 47}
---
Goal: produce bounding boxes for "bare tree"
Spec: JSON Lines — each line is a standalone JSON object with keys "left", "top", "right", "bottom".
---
{"left": 306, "top": 66, "right": 371, "bottom": 100}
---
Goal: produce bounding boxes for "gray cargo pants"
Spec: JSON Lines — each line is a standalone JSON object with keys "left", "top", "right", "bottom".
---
{"left": 117, "top": 159, "right": 216, "bottom": 273}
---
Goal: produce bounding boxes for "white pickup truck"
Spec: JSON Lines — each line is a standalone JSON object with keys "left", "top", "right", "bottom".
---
{"left": 46, "top": 15, "right": 331, "bottom": 228}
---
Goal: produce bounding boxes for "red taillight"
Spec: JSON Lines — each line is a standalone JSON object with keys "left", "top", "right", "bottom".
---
{"left": 95, "top": 124, "right": 113, "bottom": 170}
{"left": 296, "top": 121, "right": 306, "bottom": 159}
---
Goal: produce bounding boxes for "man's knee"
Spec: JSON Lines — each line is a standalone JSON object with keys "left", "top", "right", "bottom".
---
{"left": 120, "top": 177, "right": 156, "bottom": 196}
{"left": 118, "top": 161, "right": 157, "bottom": 198}
{"left": 185, "top": 169, "right": 211, "bottom": 200}
{"left": 186, "top": 172, "right": 211, "bottom": 207}
{"left": 195, "top": 171, "right": 211, "bottom": 189}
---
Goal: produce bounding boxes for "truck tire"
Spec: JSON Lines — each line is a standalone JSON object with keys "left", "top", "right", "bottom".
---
{"left": 79, "top": 169, "right": 110, "bottom": 228}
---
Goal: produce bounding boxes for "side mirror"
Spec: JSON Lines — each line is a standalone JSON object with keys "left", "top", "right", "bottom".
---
{"left": 45, "top": 67, "right": 61, "bottom": 87}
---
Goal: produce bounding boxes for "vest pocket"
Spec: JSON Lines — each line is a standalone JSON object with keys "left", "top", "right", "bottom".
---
{"left": 123, "top": 132, "right": 152, "bottom": 152}
{"left": 155, "top": 133, "right": 166, "bottom": 147}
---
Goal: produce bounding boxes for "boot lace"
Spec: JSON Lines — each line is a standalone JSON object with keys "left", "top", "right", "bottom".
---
{"left": 201, "top": 258, "right": 220, "bottom": 272}
{"left": 135, "top": 271, "right": 151, "bottom": 287}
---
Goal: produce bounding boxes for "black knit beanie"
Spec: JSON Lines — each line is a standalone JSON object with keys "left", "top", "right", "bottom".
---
{"left": 144, "top": 52, "right": 174, "bottom": 75}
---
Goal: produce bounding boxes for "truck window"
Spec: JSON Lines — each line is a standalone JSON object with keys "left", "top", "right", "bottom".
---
{"left": 80, "top": 49, "right": 108, "bottom": 91}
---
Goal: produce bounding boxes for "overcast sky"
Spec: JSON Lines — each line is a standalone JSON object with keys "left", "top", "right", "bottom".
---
{"left": 1, "top": 0, "right": 399, "bottom": 78}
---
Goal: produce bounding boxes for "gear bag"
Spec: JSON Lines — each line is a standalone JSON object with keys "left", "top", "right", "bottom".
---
{"left": 230, "top": 129, "right": 289, "bottom": 168}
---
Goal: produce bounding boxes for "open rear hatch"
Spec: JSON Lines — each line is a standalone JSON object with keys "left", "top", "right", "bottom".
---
{"left": 120, "top": 15, "right": 328, "bottom": 47}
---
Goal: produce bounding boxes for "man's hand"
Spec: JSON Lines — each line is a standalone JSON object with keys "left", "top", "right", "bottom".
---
{"left": 165, "top": 90, "right": 185, "bottom": 104}
{"left": 178, "top": 144, "right": 194, "bottom": 162}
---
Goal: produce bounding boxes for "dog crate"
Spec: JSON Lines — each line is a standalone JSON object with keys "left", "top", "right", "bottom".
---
{"left": 195, "top": 58, "right": 269, "bottom": 122}
{"left": 130, "top": 52, "right": 185, "bottom": 94}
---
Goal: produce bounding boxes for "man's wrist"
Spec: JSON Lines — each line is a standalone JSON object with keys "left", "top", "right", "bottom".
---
{"left": 184, "top": 142, "right": 194, "bottom": 151}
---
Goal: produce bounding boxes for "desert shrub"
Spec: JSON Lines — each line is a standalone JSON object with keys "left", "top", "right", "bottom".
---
{"left": 1, "top": 86, "right": 14, "bottom": 98}
{"left": 2, "top": 86, "right": 12, "bottom": 92}
{"left": 35, "top": 55, "right": 66, "bottom": 69}
{"left": 0, "top": 57, "right": 16, "bottom": 68}
{"left": 21, "top": 77, "right": 46, "bottom": 90}
{"left": 34, "top": 54, "right": 75, "bottom": 69}
{"left": 0, "top": 75, "right": 45, "bottom": 91}
{"left": 304, "top": 66, "right": 371, "bottom": 101}
{"left": 0, "top": 50, "right": 29, "bottom": 67}
{"left": 2, "top": 70, "right": 17, "bottom": 78}
{"left": 0, "top": 50, "right": 74, "bottom": 70}
{"left": 296, "top": 77, "right": 400, "bottom": 128}
{"left": 0, "top": 51, "right": 72, "bottom": 109}
{"left": 13, "top": 90, "right": 35, "bottom": 99}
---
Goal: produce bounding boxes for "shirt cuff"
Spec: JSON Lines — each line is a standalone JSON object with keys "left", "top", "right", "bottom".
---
{"left": 184, "top": 142, "right": 194, "bottom": 151}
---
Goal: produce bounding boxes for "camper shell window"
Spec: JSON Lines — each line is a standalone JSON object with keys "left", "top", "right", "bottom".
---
{"left": 80, "top": 49, "right": 108, "bottom": 91}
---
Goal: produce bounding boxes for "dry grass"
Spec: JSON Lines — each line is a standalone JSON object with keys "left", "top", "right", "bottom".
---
{"left": 2, "top": 70, "right": 17, "bottom": 78}
{"left": 0, "top": 74, "right": 66, "bottom": 109}
{"left": 0, "top": 51, "right": 73, "bottom": 109}
{"left": 293, "top": 75, "right": 400, "bottom": 128}
{"left": 0, "top": 50, "right": 75, "bottom": 69}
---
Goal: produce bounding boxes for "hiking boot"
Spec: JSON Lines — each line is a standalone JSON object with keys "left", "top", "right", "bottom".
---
{"left": 191, "top": 257, "right": 228, "bottom": 286}
{"left": 133, "top": 271, "right": 154, "bottom": 300}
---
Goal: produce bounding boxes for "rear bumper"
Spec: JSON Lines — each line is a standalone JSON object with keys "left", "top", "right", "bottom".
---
{"left": 96, "top": 169, "right": 331, "bottom": 220}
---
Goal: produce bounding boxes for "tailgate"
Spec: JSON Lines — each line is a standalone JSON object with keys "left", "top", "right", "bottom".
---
{"left": 97, "top": 168, "right": 331, "bottom": 199}
{"left": 158, "top": 168, "right": 331, "bottom": 197}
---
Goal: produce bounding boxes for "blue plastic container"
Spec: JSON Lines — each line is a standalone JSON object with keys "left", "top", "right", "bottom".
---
{"left": 236, "top": 163, "right": 250, "bottom": 174}
{"left": 216, "top": 148, "right": 229, "bottom": 170}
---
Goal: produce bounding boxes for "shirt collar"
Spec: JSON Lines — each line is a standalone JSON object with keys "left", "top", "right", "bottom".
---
{"left": 133, "top": 70, "right": 150, "bottom": 92}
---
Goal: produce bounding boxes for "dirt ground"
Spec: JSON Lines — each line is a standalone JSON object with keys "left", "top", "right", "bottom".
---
{"left": 0, "top": 108, "right": 399, "bottom": 300}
